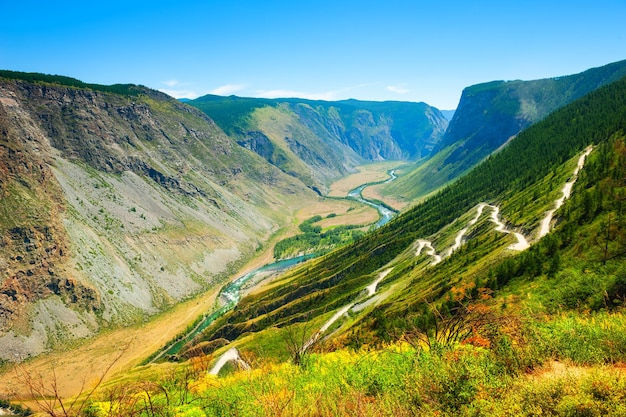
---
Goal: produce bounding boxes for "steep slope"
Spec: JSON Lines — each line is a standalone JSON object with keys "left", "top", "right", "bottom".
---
{"left": 383, "top": 59, "right": 626, "bottom": 204}
{"left": 0, "top": 72, "right": 315, "bottom": 360}
{"left": 185, "top": 73, "right": 626, "bottom": 355}
{"left": 16, "top": 73, "right": 626, "bottom": 417}
{"left": 189, "top": 95, "right": 448, "bottom": 193}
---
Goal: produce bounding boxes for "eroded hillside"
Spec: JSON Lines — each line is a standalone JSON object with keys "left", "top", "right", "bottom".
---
{"left": 0, "top": 74, "right": 315, "bottom": 360}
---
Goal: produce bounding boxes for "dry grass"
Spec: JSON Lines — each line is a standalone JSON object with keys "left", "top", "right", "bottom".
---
{"left": 0, "top": 283, "right": 222, "bottom": 401}
{"left": 328, "top": 161, "right": 402, "bottom": 197}
{"left": 0, "top": 163, "right": 404, "bottom": 405}
{"left": 362, "top": 185, "right": 410, "bottom": 210}
{"left": 297, "top": 199, "right": 379, "bottom": 228}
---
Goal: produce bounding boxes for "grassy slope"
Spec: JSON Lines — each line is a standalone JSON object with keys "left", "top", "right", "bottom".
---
{"left": 381, "top": 59, "right": 626, "bottom": 204}
{"left": 78, "top": 136, "right": 626, "bottom": 416}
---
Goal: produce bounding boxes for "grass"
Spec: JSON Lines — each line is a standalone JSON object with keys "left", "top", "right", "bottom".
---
{"left": 80, "top": 308, "right": 626, "bottom": 416}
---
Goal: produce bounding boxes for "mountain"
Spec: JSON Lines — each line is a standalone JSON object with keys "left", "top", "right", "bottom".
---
{"left": 440, "top": 109, "right": 455, "bottom": 121}
{"left": 185, "top": 72, "right": 626, "bottom": 358}
{"left": 382, "top": 59, "right": 626, "bottom": 204}
{"left": 0, "top": 71, "right": 316, "bottom": 360}
{"left": 3, "top": 67, "right": 626, "bottom": 415}
{"left": 188, "top": 95, "right": 448, "bottom": 193}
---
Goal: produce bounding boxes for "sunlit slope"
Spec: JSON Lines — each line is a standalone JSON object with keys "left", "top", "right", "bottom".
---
{"left": 382, "top": 59, "right": 626, "bottom": 204}
{"left": 186, "top": 74, "right": 626, "bottom": 355}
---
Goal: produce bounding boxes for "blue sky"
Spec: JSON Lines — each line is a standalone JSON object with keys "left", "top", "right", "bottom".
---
{"left": 2, "top": 1, "right": 625, "bottom": 109}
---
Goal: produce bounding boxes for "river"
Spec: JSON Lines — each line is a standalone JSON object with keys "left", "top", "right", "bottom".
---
{"left": 347, "top": 169, "right": 397, "bottom": 228}
{"left": 149, "top": 169, "right": 399, "bottom": 362}
{"left": 148, "top": 254, "right": 317, "bottom": 363}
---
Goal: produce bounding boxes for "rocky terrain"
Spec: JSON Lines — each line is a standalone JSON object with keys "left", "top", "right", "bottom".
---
{"left": 0, "top": 75, "right": 314, "bottom": 360}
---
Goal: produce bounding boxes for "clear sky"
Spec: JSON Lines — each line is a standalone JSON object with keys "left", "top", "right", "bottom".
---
{"left": 2, "top": 1, "right": 625, "bottom": 109}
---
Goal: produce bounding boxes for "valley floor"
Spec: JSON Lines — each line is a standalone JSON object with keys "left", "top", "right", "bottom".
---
{"left": 0, "top": 162, "right": 396, "bottom": 404}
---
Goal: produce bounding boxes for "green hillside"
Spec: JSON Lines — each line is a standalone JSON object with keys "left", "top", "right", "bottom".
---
{"left": 382, "top": 59, "right": 626, "bottom": 204}
{"left": 189, "top": 95, "right": 448, "bottom": 192}
{"left": 56, "top": 72, "right": 626, "bottom": 417}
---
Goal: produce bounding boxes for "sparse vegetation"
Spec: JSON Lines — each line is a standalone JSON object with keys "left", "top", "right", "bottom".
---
{"left": 0, "top": 70, "right": 146, "bottom": 96}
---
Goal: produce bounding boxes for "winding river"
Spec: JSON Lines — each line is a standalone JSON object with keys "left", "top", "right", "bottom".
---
{"left": 149, "top": 169, "right": 399, "bottom": 363}
{"left": 147, "top": 254, "right": 317, "bottom": 363}
{"left": 347, "top": 169, "right": 398, "bottom": 228}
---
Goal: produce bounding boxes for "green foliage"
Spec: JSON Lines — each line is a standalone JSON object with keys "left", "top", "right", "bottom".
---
{"left": 84, "top": 321, "right": 626, "bottom": 415}
{"left": 298, "top": 215, "right": 323, "bottom": 233}
{"left": 538, "top": 312, "right": 626, "bottom": 364}
{"left": 273, "top": 216, "right": 364, "bottom": 259}
{"left": 0, "top": 399, "right": 31, "bottom": 416}
{"left": 0, "top": 69, "right": 146, "bottom": 96}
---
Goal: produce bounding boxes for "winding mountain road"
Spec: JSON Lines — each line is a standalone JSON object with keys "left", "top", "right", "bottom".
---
{"left": 539, "top": 146, "right": 593, "bottom": 238}
{"left": 415, "top": 239, "right": 442, "bottom": 265}
{"left": 415, "top": 147, "right": 593, "bottom": 265}
{"left": 415, "top": 201, "right": 530, "bottom": 266}
{"left": 209, "top": 347, "right": 250, "bottom": 375}
{"left": 211, "top": 148, "right": 593, "bottom": 373}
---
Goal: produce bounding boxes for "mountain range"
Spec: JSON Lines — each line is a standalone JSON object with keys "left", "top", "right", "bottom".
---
{"left": 1, "top": 59, "right": 626, "bottom": 415}
{"left": 188, "top": 95, "right": 448, "bottom": 193}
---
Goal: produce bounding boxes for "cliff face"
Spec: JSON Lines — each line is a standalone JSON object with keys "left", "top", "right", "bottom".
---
{"left": 437, "top": 59, "right": 626, "bottom": 174}
{"left": 382, "top": 59, "right": 626, "bottom": 203}
{"left": 0, "top": 100, "right": 99, "bottom": 330}
{"left": 0, "top": 77, "right": 313, "bottom": 360}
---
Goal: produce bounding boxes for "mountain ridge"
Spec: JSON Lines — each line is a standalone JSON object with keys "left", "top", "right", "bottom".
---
{"left": 381, "top": 58, "right": 626, "bottom": 204}
{"left": 189, "top": 94, "right": 448, "bottom": 192}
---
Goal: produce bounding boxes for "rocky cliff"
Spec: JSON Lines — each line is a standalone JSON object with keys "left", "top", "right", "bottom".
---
{"left": 0, "top": 74, "right": 313, "bottom": 360}
{"left": 383, "top": 59, "right": 626, "bottom": 203}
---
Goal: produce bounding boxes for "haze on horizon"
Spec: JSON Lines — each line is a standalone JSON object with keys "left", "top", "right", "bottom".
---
{"left": 1, "top": 0, "right": 625, "bottom": 110}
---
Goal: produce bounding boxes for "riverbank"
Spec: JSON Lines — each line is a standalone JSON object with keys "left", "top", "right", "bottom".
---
{"left": 0, "top": 162, "right": 402, "bottom": 402}
{"left": 151, "top": 168, "right": 402, "bottom": 362}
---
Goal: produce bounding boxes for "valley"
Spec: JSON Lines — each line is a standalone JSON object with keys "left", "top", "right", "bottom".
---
{"left": 1, "top": 61, "right": 626, "bottom": 415}
{"left": 0, "top": 161, "right": 396, "bottom": 400}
